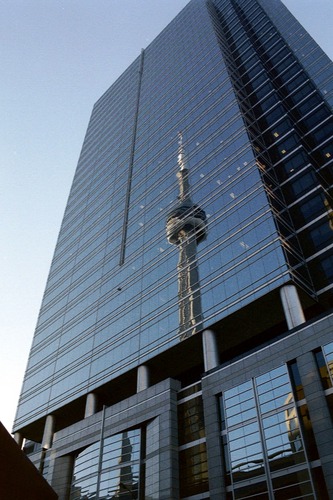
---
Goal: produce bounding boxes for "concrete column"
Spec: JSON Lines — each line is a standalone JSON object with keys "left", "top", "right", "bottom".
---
{"left": 49, "top": 454, "right": 75, "bottom": 500}
{"left": 13, "top": 432, "right": 24, "bottom": 449}
{"left": 202, "top": 329, "right": 219, "bottom": 372}
{"left": 297, "top": 351, "right": 333, "bottom": 495}
{"left": 145, "top": 380, "right": 180, "bottom": 499}
{"left": 42, "top": 414, "right": 56, "bottom": 450}
{"left": 84, "top": 392, "right": 98, "bottom": 418}
{"left": 280, "top": 284, "right": 305, "bottom": 329}
{"left": 202, "top": 387, "right": 227, "bottom": 499}
{"left": 137, "top": 364, "right": 150, "bottom": 392}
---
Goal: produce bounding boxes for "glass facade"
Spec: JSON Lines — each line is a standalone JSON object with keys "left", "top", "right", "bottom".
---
{"left": 15, "top": 0, "right": 311, "bottom": 429}
{"left": 14, "top": 1, "right": 333, "bottom": 497}
{"left": 70, "top": 428, "right": 142, "bottom": 499}
{"left": 219, "top": 364, "right": 324, "bottom": 499}
{"left": 178, "top": 384, "right": 209, "bottom": 497}
{"left": 210, "top": 0, "right": 333, "bottom": 298}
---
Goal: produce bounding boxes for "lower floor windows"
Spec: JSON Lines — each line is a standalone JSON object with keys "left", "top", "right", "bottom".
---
{"left": 179, "top": 443, "right": 209, "bottom": 498}
{"left": 70, "top": 428, "right": 142, "bottom": 500}
{"left": 62, "top": 346, "right": 333, "bottom": 499}
{"left": 219, "top": 365, "right": 319, "bottom": 499}
{"left": 178, "top": 386, "right": 209, "bottom": 498}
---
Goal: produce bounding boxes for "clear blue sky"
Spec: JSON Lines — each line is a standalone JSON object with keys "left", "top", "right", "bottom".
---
{"left": 1, "top": 0, "right": 332, "bottom": 434}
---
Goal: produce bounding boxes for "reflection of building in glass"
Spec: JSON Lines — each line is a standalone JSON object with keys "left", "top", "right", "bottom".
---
{"left": 219, "top": 366, "right": 318, "bottom": 497}
{"left": 13, "top": 0, "right": 333, "bottom": 498}
{"left": 70, "top": 429, "right": 140, "bottom": 500}
{"left": 284, "top": 393, "right": 303, "bottom": 453}
{"left": 166, "top": 133, "right": 207, "bottom": 339}
{"left": 112, "top": 432, "right": 138, "bottom": 499}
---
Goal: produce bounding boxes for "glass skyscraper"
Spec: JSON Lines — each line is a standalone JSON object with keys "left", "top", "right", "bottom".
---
{"left": 14, "top": 1, "right": 333, "bottom": 498}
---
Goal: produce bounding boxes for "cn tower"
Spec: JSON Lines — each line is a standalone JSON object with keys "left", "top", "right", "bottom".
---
{"left": 166, "top": 134, "right": 207, "bottom": 340}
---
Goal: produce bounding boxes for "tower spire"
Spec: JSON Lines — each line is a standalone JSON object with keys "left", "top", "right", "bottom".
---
{"left": 176, "top": 132, "right": 191, "bottom": 202}
{"left": 177, "top": 131, "right": 186, "bottom": 171}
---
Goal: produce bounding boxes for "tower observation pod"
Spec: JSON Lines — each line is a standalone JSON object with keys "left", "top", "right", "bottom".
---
{"left": 166, "top": 133, "right": 207, "bottom": 339}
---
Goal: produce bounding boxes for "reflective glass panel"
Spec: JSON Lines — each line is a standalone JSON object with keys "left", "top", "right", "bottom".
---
{"left": 70, "top": 428, "right": 141, "bottom": 500}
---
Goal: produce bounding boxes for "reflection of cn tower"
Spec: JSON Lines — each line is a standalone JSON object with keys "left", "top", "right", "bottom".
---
{"left": 112, "top": 432, "right": 137, "bottom": 499}
{"left": 166, "top": 133, "right": 207, "bottom": 340}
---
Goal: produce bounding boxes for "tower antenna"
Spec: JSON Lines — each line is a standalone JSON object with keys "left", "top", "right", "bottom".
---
{"left": 178, "top": 131, "right": 186, "bottom": 171}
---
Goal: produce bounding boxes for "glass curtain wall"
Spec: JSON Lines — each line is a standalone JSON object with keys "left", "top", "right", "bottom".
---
{"left": 210, "top": 0, "right": 333, "bottom": 299}
{"left": 70, "top": 428, "right": 142, "bottom": 499}
{"left": 219, "top": 364, "right": 327, "bottom": 499}
{"left": 178, "top": 383, "right": 209, "bottom": 498}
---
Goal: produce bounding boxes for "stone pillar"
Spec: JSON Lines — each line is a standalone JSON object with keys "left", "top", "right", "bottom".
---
{"left": 202, "top": 386, "right": 227, "bottom": 499}
{"left": 84, "top": 392, "right": 98, "bottom": 418}
{"left": 297, "top": 351, "right": 333, "bottom": 495}
{"left": 202, "top": 329, "right": 219, "bottom": 372}
{"left": 137, "top": 364, "right": 150, "bottom": 392}
{"left": 13, "top": 432, "right": 24, "bottom": 449}
{"left": 280, "top": 284, "right": 305, "bottom": 329}
{"left": 145, "top": 380, "right": 180, "bottom": 499}
{"left": 49, "top": 454, "right": 75, "bottom": 500}
{"left": 42, "top": 414, "right": 56, "bottom": 450}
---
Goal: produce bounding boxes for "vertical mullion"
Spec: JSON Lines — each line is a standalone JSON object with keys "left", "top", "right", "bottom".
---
{"left": 119, "top": 49, "right": 145, "bottom": 266}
